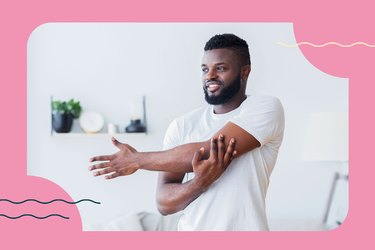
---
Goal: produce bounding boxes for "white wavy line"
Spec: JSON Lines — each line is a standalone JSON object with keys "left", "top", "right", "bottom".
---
{"left": 277, "top": 41, "right": 375, "bottom": 48}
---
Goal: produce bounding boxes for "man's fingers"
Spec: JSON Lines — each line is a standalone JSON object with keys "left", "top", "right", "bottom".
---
{"left": 111, "top": 137, "right": 121, "bottom": 148}
{"left": 209, "top": 137, "right": 218, "bottom": 160}
{"left": 231, "top": 150, "right": 237, "bottom": 160}
{"left": 223, "top": 138, "right": 236, "bottom": 165}
{"left": 192, "top": 147, "right": 204, "bottom": 166}
{"left": 89, "top": 155, "right": 113, "bottom": 163}
{"left": 125, "top": 143, "right": 137, "bottom": 152}
{"left": 112, "top": 137, "right": 136, "bottom": 152}
{"left": 217, "top": 134, "right": 225, "bottom": 161}
{"left": 105, "top": 172, "right": 120, "bottom": 180}
{"left": 89, "top": 161, "right": 111, "bottom": 171}
{"left": 92, "top": 167, "right": 114, "bottom": 176}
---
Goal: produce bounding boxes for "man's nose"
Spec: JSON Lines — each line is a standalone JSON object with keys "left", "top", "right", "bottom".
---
{"left": 205, "top": 68, "right": 218, "bottom": 80}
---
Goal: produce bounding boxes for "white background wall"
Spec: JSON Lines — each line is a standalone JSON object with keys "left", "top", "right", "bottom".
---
{"left": 27, "top": 23, "right": 348, "bottom": 230}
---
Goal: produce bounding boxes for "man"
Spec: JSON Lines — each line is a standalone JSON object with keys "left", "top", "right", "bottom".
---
{"left": 89, "top": 34, "right": 285, "bottom": 231}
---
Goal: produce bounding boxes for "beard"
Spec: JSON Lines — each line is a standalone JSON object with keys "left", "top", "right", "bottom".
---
{"left": 204, "top": 74, "right": 242, "bottom": 105}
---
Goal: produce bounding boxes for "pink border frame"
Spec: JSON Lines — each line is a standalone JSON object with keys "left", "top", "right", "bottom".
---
{"left": 1, "top": 0, "right": 374, "bottom": 249}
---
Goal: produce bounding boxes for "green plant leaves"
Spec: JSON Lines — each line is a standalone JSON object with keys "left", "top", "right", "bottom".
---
{"left": 51, "top": 99, "right": 82, "bottom": 118}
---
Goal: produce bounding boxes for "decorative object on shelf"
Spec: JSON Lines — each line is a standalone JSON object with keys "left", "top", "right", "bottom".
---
{"left": 51, "top": 98, "right": 82, "bottom": 133}
{"left": 125, "top": 96, "right": 147, "bottom": 133}
{"left": 302, "top": 112, "right": 348, "bottom": 228}
{"left": 125, "top": 119, "right": 146, "bottom": 133}
{"left": 107, "top": 123, "right": 118, "bottom": 134}
{"left": 79, "top": 111, "right": 105, "bottom": 134}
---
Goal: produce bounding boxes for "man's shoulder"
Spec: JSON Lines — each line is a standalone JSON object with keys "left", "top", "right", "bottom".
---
{"left": 164, "top": 105, "right": 209, "bottom": 143}
{"left": 247, "top": 95, "right": 281, "bottom": 104}
{"left": 243, "top": 95, "right": 283, "bottom": 110}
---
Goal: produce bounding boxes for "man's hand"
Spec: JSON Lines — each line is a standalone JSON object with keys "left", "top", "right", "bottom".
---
{"left": 156, "top": 134, "right": 237, "bottom": 215}
{"left": 191, "top": 134, "right": 237, "bottom": 191}
{"left": 89, "top": 137, "right": 139, "bottom": 179}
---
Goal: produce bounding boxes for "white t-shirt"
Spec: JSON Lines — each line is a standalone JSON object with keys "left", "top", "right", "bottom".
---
{"left": 163, "top": 95, "right": 285, "bottom": 231}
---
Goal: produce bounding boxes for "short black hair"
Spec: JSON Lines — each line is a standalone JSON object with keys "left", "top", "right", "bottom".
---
{"left": 204, "top": 33, "right": 251, "bottom": 66}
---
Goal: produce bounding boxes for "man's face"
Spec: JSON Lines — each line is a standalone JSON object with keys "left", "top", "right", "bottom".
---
{"left": 201, "top": 48, "right": 243, "bottom": 105}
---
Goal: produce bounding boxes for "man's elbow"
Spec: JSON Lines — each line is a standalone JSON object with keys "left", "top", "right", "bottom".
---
{"left": 157, "top": 205, "right": 172, "bottom": 216}
{"left": 156, "top": 197, "right": 180, "bottom": 216}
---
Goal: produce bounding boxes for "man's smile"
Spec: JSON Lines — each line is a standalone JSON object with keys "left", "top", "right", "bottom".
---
{"left": 205, "top": 81, "right": 223, "bottom": 93}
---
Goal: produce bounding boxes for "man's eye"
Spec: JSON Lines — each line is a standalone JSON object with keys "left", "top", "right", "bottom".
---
{"left": 217, "top": 66, "right": 225, "bottom": 71}
{"left": 202, "top": 68, "right": 208, "bottom": 73}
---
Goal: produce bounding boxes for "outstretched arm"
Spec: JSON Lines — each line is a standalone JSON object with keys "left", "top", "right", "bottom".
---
{"left": 89, "top": 122, "right": 260, "bottom": 178}
{"left": 156, "top": 135, "right": 236, "bottom": 215}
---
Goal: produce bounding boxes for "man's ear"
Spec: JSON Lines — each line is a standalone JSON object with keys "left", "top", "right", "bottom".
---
{"left": 241, "top": 65, "right": 251, "bottom": 79}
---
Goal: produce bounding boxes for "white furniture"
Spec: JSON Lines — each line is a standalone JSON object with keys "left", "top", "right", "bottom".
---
{"left": 302, "top": 112, "right": 349, "bottom": 228}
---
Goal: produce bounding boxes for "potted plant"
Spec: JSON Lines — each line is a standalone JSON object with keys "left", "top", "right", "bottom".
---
{"left": 51, "top": 99, "right": 82, "bottom": 133}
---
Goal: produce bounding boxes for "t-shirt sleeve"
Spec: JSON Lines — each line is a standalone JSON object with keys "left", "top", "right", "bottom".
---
{"left": 163, "top": 119, "right": 181, "bottom": 150}
{"left": 229, "top": 96, "right": 285, "bottom": 146}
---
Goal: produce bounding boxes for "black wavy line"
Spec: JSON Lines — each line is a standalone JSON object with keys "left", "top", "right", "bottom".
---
{"left": 0, "top": 198, "right": 101, "bottom": 205}
{"left": 0, "top": 214, "right": 69, "bottom": 219}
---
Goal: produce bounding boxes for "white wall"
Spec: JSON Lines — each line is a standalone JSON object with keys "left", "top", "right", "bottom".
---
{"left": 27, "top": 23, "right": 348, "bottom": 230}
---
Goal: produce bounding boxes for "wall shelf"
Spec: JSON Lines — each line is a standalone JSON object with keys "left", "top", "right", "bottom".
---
{"left": 51, "top": 132, "right": 147, "bottom": 138}
{"left": 51, "top": 95, "right": 148, "bottom": 138}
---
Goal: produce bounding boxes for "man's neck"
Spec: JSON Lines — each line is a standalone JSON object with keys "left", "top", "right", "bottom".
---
{"left": 213, "top": 94, "right": 247, "bottom": 114}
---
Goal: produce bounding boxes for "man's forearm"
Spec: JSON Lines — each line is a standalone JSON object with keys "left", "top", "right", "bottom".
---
{"left": 136, "top": 141, "right": 210, "bottom": 173}
{"left": 156, "top": 178, "right": 205, "bottom": 215}
{"left": 90, "top": 122, "right": 257, "bottom": 178}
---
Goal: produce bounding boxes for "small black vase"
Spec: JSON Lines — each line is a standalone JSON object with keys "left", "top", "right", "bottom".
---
{"left": 125, "top": 119, "right": 146, "bottom": 133}
{"left": 52, "top": 112, "right": 73, "bottom": 133}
